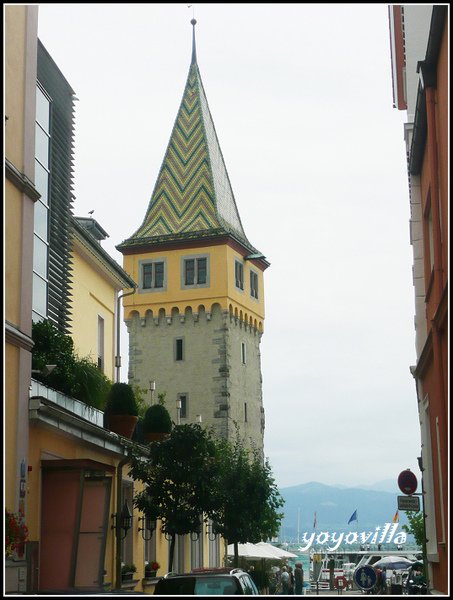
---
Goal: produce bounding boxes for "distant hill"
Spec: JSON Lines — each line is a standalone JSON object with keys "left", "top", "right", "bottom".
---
{"left": 278, "top": 481, "right": 410, "bottom": 540}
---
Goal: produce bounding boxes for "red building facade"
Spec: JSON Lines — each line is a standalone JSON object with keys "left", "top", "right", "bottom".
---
{"left": 389, "top": 5, "right": 448, "bottom": 594}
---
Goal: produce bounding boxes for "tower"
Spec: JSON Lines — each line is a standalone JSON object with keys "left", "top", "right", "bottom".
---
{"left": 117, "top": 20, "right": 269, "bottom": 453}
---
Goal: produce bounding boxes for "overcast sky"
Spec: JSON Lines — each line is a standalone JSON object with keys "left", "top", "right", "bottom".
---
{"left": 35, "top": 3, "right": 422, "bottom": 490}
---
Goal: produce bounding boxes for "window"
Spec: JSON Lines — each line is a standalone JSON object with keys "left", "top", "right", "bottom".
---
{"left": 235, "top": 260, "right": 244, "bottom": 290}
{"left": 182, "top": 255, "right": 208, "bottom": 287}
{"left": 178, "top": 394, "right": 187, "bottom": 419}
{"left": 244, "top": 402, "right": 248, "bottom": 422}
{"left": 250, "top": 271, "right": 259, "bottom": 299}
{"left": 33, "top": 84, "right": 50, "bottom": 322}
{"left": 241, "top": 342, "right": 246, "bottom": 365}
{"left": 175, "top": 338, "right": 184, "bottom": 361}
{"left": 141, "top": 260, "right": 165, "bottom": 290}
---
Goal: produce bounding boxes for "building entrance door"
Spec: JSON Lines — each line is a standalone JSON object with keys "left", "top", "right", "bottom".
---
{"left": 39, "top": 460, "right": 113, "bottom": 592}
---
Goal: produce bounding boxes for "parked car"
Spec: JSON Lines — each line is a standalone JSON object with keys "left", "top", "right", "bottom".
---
{"left": 153, "top": 568, "right": 259, "bottom": 595}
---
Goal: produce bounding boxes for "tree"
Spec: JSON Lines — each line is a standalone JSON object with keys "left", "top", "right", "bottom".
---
{"left": 401, "top": 511, "right": 425, "bottom": 547}
{"left": 211, "top": 434, "right": 284, "bottom": 567}
{"left": 128, "top": 423, "right": 220, "bottom": 571}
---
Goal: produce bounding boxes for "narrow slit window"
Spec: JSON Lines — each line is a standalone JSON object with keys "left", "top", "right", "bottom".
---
{"left": 175, "top": 338, "right": 184, "bottom": 361}
{"left": 241, "top": 342, "right": 246, "bottom": 365}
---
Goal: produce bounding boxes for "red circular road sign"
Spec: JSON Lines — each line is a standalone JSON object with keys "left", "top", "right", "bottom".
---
{"left": 398, "top": 469, "right": 418, "bottom": 495}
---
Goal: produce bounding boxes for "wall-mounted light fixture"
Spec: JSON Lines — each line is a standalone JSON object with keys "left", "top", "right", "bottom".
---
{"left": 207, "top": 520, "right": 219, "bottom": 541}
{"left": 112, "top": 500, "right": 133, "bottom": 540}
{"left": 138, "top": 515, "right": 157, "bottom": 541}
{"left": 149, "top": 380, "right": 156, "bottom": 404}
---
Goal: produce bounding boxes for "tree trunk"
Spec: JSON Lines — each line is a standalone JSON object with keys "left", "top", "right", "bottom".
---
{"left": 168, "top": 533, "right": 176, "bottom": 572}
{"left": 233, "top": 541, "right": 239, "bottom": 568}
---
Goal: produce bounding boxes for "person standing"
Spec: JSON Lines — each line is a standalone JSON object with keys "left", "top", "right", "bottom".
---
{"left": 294, "top": 562, "right": 304, "bottom": 595}
{"left": 288, "top": 565, "right": 294, "bottom": 594}
{"left": 280, "top": 566, "right": 290, "bottom": 594}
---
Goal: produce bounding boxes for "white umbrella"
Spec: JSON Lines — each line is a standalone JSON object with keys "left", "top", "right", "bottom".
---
{"left": 256, "top": 541, "right": 298, "bottom": 559}
{"left": 372, "top": 556, "right": 414, "bottom": 570}
{"left": 227, "top": 542, "right": 277, "bottom": 560}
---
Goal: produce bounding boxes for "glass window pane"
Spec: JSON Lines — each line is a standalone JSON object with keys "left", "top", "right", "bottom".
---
{"left": 35, "top": 160, "right": 49, "bottom": 205}
{"left": 35, "top": 124, "right": 49, "bottom": 169}
{"left": 185, "top": 259, "right": 195, "bottom": 285}
{"left": 197, "top": 258, "right": 207, "bottom": 284}
{"left": 33, "top": 235, "right": 48, "bottom": 277}
{"left": 142, "top": 264, "right": 153, "bottom": 289}
{"left": 34, "top": 200, "right": 48, "bottom": 240}
{"left": 154, "top": 262, "right": 164, "bottom": 288}
{"left": 36, "top": 86, "right": 50, "bottom": 132}
{"left": 33, "top": 273, "right": 47, "bottom": 317}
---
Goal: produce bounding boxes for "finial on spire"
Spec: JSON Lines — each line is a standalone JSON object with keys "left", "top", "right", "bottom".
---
{"left": 189, "top": 5, "right": 197, "bottom": 64}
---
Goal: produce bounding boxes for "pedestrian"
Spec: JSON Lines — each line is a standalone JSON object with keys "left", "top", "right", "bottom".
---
{"left": 381, "top": 567, "right": 387, "bottom": 594}
{"left": 294, "top": 562, "right": 304, "bottom": 595}
{"left": 280, "top": 566, "right": 290, "bottom": 594}
{"left": 287, "top": 565, "right": 294, "bottom": 594}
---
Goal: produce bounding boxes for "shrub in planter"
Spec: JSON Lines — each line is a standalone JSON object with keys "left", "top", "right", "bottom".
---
{"left": 105, "top": 382, "right": 139, "bottom": 438}
{"left": 121, "top": 563, "right": 137, "bottom": 581}
{"left": 143, "top": 403, "right": 172, "bottom": 442}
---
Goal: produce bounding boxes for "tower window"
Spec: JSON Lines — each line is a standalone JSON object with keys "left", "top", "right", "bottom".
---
{"left": 241, "top": 342, "right": 246, "bottom": 365}
{"left": 235, "top": 260, "right": 244, "bottom": 290}
{"left": 140, "top": 260, "right": 166, "bottom": 290}
{"left": 250, "top": 271, "right": 259, "bottom": 299}
{"left": 244, "top": 402, "right": 248, "bottom": 422}
{"left": 182, "top": 255, "right": 209, "bottom": 287}
{"left": 175, "top": 338, "right": 184, "bottom": 361}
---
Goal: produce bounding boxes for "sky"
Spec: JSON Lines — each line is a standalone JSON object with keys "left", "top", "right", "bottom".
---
{"left": 35, "top": 3, "right": 422, "bottom": 490}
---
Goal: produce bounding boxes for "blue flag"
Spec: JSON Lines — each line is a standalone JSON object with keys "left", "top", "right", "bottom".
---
{"left": 348, "top": 510, "right": 358, "bottom": 524}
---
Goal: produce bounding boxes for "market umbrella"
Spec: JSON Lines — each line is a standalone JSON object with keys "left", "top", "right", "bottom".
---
{"left": 227, "top": 542, "right": 277, "bottom": 560}
{"left": 372, "top": 556, "right": 414, "bottom": 570}
{"left": 256, "top": 542, "right": 298, "bottom": 559}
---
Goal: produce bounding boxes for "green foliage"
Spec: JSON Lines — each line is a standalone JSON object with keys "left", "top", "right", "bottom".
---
{"left": 129, "top": 423, "right": 220, "bottom": 570}
{"left": 402, "top": 511, "right": 425, "bottom": 548}
{"left": 31, "top": 319, "right": 111, "bottom": 409}
{"left": 211, "top": 433, "right": 284, "bottom": 561}
{"left": 106, "top": 382, "right": 138, "bottom": 416}
{"left": 143, "top": 404, "right": 172, "bottom": 433}
{"left": 121, "top": 563, "right": 136, "bottom": 574}
{"left": 131, "top": 384, "right": 149, "bottom": 419}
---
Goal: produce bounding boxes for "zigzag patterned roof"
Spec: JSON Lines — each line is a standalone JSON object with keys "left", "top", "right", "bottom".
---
{"left": 119, "top": 23, "right": 252, "bottom": 251}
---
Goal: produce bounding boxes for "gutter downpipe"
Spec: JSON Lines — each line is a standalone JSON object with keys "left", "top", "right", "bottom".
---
{"left": 115, "top": 451, "right": 131, "bottom": 590}
{"left": 115, "top": 288, "right": 137, "bottom": 383}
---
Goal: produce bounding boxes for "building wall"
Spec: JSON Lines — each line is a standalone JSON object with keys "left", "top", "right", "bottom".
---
{"left": 5, "top": 4, "right": 38, "bottom": 515}
{"left": 69, "top": 246, "right": 117, "bottom": 381}
{"left": 127, "top": 302, "right": 264, "bottom": 453}
{"left": 123, "top": 242, "right": 265, "bottom": 326}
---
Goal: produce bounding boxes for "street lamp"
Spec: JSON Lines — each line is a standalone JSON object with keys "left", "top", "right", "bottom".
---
{"left": 149, "top": 380, "right": 156, "bottom": 404}
{"left": 138, "top": 515, "right": 157, "bottom": 541}
{"left": 176, "top": 398, "right": 182, "bottom": 425}
{"left": 112, "top": 500, "right": 133, "bottom": 540}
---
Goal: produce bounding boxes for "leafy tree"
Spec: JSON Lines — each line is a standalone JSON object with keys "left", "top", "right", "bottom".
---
{"left": 211, "top": 433, "right": 284, "bottom": 567}
{"left": 402, "top": 511, "right": 425, "bottom": 547}
{"left": 128, "top": 423, "right": 220, "bottom": 571}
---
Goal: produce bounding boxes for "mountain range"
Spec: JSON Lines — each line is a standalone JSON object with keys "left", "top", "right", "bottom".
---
{"left": 278, "top": 481, "right": 411, "bottom": 540}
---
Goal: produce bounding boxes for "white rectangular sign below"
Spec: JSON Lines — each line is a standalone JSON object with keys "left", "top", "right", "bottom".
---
{"left": 398, "top": 495, "right": 420, "bottom": 511}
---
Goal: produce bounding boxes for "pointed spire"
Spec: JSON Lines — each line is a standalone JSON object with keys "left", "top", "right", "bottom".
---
{"left": 191, "top": 18, "right": 197, "bottom": 65}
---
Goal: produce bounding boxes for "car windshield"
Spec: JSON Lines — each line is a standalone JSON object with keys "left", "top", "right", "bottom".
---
{"left": 195, "top": 576, "right": 238, "bottom": 595}
{"left": 154, "top": 576, "right": 239, "bottom": 595}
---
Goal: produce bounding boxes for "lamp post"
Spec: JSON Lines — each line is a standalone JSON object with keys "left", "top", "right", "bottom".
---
{"left": 149, "top": 380, "right": 156, "bottom": 404}
{"left": 176, "top": 399, "right": 182, "bottom": 425}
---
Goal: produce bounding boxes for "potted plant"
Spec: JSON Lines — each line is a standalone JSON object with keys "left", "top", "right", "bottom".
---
{"left": 5, "top": 509, "right": 28, "bottom": 560}
{"left": 121, "top": 563, "right": 137, "bottom": 582}
{"left": 105, "top": 382, "right": 139, "bottom": 439}
{"left": 145, "top": 560, "right": 160, "bottom": 578}
{"left": 143, "top": 403, "right": 172, "bottom": 442}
